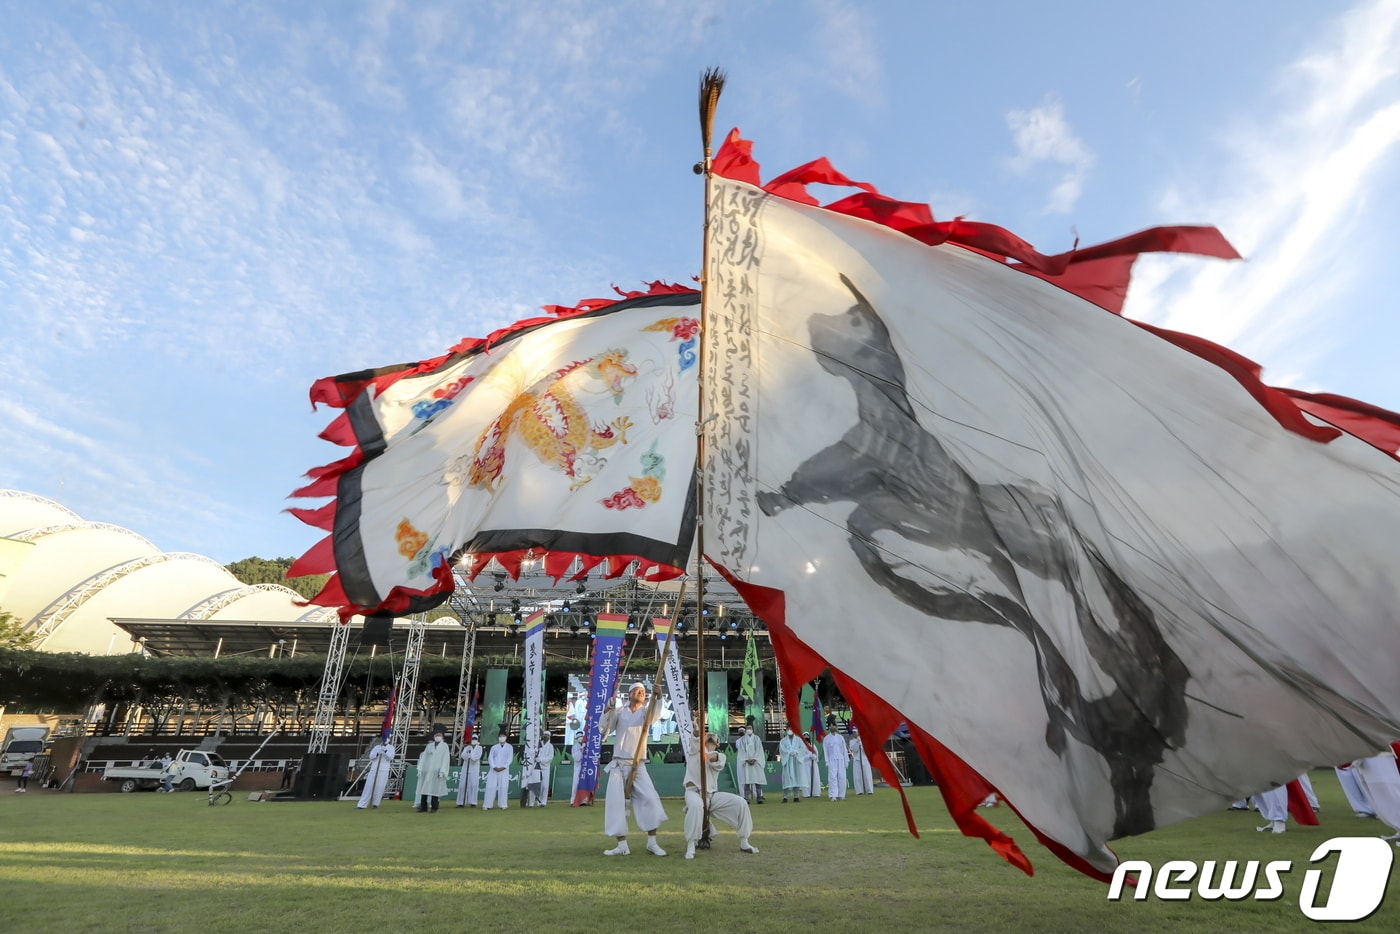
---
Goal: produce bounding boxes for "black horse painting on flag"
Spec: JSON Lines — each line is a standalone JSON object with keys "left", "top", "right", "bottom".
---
{"left": 758, "top": 274, "right": 1191, "bottom": 839}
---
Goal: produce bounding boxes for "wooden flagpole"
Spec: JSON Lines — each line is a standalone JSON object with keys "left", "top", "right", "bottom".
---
{"left": 693, "top": 66, "right": 726, "bottom": 847}
{"left": 624, "top": 581, "right": 687, "bottom": 799}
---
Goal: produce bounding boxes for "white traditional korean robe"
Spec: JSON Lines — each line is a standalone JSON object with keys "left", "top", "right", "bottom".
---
{"left": 484, "top": 738, "right": 513, "bottom": 809}
{"left": 527, "top": 738, "right": 553, "bottom": 806}
{"left": 416, "top": 738, "right": 451, "bottom": 808}
{"left": 1335, "top": 765, "right": 1376, "bottom": 817}
{"left": 571, "top": 737, "right": 586, "bottom": 800}
{"left": 822, "top": 732, "right": 849, "bottom": 800}
{"left": 1352, "top": 753, "right": 1400, "bottom": 834}
{"left": 356, "top": 740, "right": 394, "bottom": 809}
{"left": 849, "top": 734, "right": 874, "bottom": 794}
{"left": 601, "top": 702, "right": 668, "bottom": 837}
{"left": 778, "top": 732, "right": 806, "bottom": 798}
{"left": 456, "top": 741, "right": 483, "bottom": 806}
{"left": 684, "top": 748, "right": 753, "bottom": 846}
{"left": 735, "top": 731, "right": 768, "bottom": 801}
{"left": 803, "top": 739, "right": 821, "bottom": 798}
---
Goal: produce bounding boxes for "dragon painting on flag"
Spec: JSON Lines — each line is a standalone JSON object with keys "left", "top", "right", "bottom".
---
{"left": 290, "top": 286, "right": 700, "bottom": 617}
{"left": 293, "top": 120, "right": 1400, "bottom": 881}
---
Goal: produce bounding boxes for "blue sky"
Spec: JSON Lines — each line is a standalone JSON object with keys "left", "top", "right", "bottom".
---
{"left": 2, "top": 0, "right": 1398, "bottom": 566}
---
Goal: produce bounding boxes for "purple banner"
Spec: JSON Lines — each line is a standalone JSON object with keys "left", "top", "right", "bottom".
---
{"left": 573, "top": 612, "right": 628, "bottom": 805}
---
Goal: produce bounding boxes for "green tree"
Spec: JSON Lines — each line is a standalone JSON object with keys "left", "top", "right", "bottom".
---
{"left": 225, "top": 556, "right": 329, "bottom": 602}
{"left": 0, "top": 609, "right": 38, "bottom": 649}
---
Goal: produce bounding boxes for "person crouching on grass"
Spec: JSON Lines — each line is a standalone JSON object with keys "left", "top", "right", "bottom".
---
{"left": 684, "top": 732, "right": 759, "bottom": 860}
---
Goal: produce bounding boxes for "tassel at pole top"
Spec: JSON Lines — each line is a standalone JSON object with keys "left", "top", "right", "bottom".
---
{"left": 698, "top": 66, "right": 726, "bottom": 153}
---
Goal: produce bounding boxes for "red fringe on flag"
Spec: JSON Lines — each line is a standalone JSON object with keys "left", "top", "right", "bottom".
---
{"left": 707, "top": 558, "right": 1118, "bottom": 883}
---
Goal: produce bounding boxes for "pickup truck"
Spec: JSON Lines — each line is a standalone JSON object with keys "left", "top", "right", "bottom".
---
{"left": 1, "top": 726, "right": 50, "bottom": 776}
{"left": 101, "top": 750, "right": 230, "bottom": 792}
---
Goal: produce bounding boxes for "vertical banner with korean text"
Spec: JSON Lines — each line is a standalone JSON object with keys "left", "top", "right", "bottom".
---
{"left": 573, "top": 612, "right": 627, "bottom": 805}
{"left": 652, "top": 617, "right": 696, "bottom": 759}
{"left": 520, "top": 610, "right": 546, "bottom": 793}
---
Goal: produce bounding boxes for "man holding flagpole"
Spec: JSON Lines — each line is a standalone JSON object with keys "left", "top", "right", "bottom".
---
{"left": 684, "top": 732, "right": 759, "bottom": 859}
{"left": 802, "top": 732, "right": 821, "bottom": 799}
{"left": 527, "top": 731, "right": 554, "bottom": 807}
{"left": 357, "top": 687, "right": 398, "bottom": 810}
{"left": 599, "top": 682, "right": 668, "bottom": 856}
{"left": 849, "top": 726, "right": 875, "bottom": 795}
{"left": 570, "top": 730, "right": 587, "bottom": 803}
{"left": 356, "top": 736, "right": 394, "bottom": 810}
{"left": 456, "top": 738, "right": 483, "bottom": 808}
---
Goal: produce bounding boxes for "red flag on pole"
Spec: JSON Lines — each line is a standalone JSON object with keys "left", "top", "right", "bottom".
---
{"left": 462, "top": 686, "right": 480, "bottom": 745}
{"left": 379, "top": 683, "right": 397, "bottom": 741}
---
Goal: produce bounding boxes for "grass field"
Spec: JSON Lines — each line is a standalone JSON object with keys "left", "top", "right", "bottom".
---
{"left": 1, "top": 770, "right": 1396, "bottom": 933}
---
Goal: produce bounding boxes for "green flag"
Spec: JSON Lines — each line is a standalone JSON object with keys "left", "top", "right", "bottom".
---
{"left": 739, "top": 632, "right": 759, "bottom": 702}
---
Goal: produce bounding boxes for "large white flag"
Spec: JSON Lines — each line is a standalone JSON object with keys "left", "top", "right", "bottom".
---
{"left": 702, "top": 139, "right": 1400, "bottom": 875}
{"left": 291, "top": 286, "right": 700, "bottom": 616}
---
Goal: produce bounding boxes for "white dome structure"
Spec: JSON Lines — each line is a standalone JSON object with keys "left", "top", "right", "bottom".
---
{"left": 0, "top": 490, "right": 335, "bottom": 655}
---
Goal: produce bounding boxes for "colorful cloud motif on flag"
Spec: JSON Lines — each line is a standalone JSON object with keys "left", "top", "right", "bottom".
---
{"left": 701, "top": 132, "right": 1400, "bottom": 879}
{"left": 290, "top": 284, "right": 700, "bottom": 617}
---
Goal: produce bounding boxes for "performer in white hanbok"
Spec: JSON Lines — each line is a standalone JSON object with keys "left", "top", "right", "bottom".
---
{"left": 649, "top": 696, "right": 676, "bottom": 741}
{"left": 416, "top": 727, "right": 451, "bottom": 813}
{"left": 684, "top": 733, "right": 759, "bottom": 859}
{"left": 822, "top": 731, "right": 850, "bottom": 801}
{"left": 455, "top": 738, "right": 483, "bottom": 807}
{"left": 356, "top": 738, "right": 395, "bottom": 809}
{"left": 1251, "top": 784, "right": 1290, "bottom": 833}
{"left": 848, "top": 727, "right": 874, "bottom": 795}
{"left": 484, "top": 734, "right": 513, "bottom": 810}
{"left": 599, "top": 683, "right": 669, "bottom": 856}
{"left": 802, "top": 733, "right": 822, "bottom": 798}
{"left": 778, "top": 729, "right": 807, "bottom": 802}
{"left": 1335, "top": 764, "right": 1376, "bottom": 818}
{"left": 564, "top": 693, "right": 587, "bottom": 746}
{"left": 1350, "top": 751, "right": 1400, "bottom": 842}
{"left": 527, "top": 732, "right": 554, "bottom": 807}
{"left": 735, "top": 728, "right": 767, "bottom": 804}
{"left": 571, "top": 732, "right": 586, "bottom": 802}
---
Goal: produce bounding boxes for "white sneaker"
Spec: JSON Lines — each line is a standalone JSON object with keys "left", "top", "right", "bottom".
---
{"left": 646, "top": 840, "right": 667, "bottom": 857}
{"left": 739, "top": 840, "right": 759, "bottom": 854}
{"left": 685, "top": 843, "right": 696, "bottom": 860}
{"left": 604, "top": 841, "right": 630, "bottom": 856}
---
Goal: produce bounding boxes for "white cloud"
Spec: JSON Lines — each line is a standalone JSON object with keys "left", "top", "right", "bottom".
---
{"left": 1006, "top": 95, "right": 1095, "bottom": 214}
{"left": 1124, "top": 0, "right": 1400, "bottom": 379}
{"left": 403, "top": 137, "right": 490, "bottom": 222}
{"left": 811, "top": 0, "right": 883, "bottom": 110}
